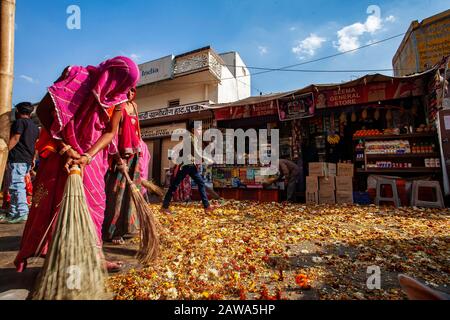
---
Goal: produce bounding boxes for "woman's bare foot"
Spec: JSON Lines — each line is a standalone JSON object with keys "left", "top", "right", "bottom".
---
{"left": 105, "top": 261, "right": 124, "bottom": 273}
{"left": 112, "top": 237, "right": 125, "bottom": 245}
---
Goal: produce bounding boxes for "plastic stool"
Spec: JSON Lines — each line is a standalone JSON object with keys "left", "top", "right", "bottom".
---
{"left": 410, "top": 180, "right": 444, "bottom": 209}
{"left": 375, "top": 178, "right": 401, "bottom": 207}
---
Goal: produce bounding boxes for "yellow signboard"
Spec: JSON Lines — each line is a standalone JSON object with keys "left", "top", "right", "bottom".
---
{"left": 393, "top": 10, "right": 450, "bottom": 76}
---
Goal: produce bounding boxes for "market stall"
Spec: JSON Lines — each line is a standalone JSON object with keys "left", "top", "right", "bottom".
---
{"left": 210, "top": 93, "right": 298, "bottom": 202}
{"left": 210, "top": 63, "right": 447, "bottom": 205}
{"left": 295, "top": 70, "right": 444, "bottom": 205}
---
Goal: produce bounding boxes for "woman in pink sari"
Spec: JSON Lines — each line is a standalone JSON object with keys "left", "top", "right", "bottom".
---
{"left": 14, "top": 56, "right": 140, "bottom": 273}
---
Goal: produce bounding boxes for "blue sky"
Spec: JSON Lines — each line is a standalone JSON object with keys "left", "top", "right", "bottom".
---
{"left": 12, "top": 0, "right": 449, "bottom": 105}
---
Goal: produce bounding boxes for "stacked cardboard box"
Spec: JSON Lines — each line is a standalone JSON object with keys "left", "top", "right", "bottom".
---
{"left": 319, "top": 176, "right": 336, "bottom": 204}
{"left": 305, "top": 176, "right": 319, "bottom": 204}
{"left": 336, "top": 163, "right": 354, "bottom": 204}
{"left": 309, "top": 162, "right": 337, "bottom": 177}
{"left": 306, "top": 162, "right": 337, "bottom": 204}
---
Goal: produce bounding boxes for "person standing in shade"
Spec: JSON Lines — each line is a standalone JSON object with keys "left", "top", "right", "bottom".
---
{"left": 1, "top": 102, "right": 39, "bottom": 224}
{"left": 279, "top": 159, "right": 300, "bottom": 202}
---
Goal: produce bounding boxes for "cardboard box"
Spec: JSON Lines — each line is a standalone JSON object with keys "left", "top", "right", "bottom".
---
{"left": 319, "top": 176, "right": 335, "bottom": 191}
{"left": 336, "top": 191, "right": 353, "bottom": 204}
{"left": 319, "top": 190, "right": 336, "bottom": 204}
{"left": 327, "top": 163, "right": 337, "bottom": 176}
{"left": 309, "top": 162, "right": 325, "bottom": 176}
{"left": 335, "top": 176, "right": 353, "bottom": 192}
{"left": 309, "top": 162, "right": 336, "bottom": 176}
{"left": 306, "top": 191, "right": 319, "bottom": 204}
{"left": 337, "top": 163, "right": 354, "bottom": 177}
{"left": 306, "top": 176, "right": 318, "bottom": 191}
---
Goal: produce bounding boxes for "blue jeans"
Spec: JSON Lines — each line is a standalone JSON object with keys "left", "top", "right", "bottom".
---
{"left": 8, "top": 163, "right": 31, "bottom": 218}
{"left": 162, "top": 164, "right": 210, "bottom": 209}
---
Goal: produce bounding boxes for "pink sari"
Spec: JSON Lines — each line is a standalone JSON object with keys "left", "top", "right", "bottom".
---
{"left": 139, "top": 140, "right": 150, "bottom": 194}
{"left": 15, "top": 56, "right": 139, "bottom": 272}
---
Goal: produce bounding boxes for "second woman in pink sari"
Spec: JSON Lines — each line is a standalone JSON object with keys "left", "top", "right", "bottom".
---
{"left": 14, "top": 56, "right": 140, "bottom": 272}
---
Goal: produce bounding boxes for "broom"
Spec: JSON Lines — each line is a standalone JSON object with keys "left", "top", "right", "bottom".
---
{"left": 141, "top": 179, "right": 164, "bottom": 198}
{"left": 205, "top": 185, "right": 221, "bottom": 200}
{"left": 122, "top": 167, "right": 160, "bottom": 265}
{"left": 32, "top": 165, "right": 110, "bottom": 300}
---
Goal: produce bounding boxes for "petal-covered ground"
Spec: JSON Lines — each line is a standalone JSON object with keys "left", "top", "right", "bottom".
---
{"left": 108, "top": 201, "right": 450, "bottom": 300}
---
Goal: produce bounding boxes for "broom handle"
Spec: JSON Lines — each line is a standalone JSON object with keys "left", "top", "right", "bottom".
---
{"left": 118, "top": 158, "right": 135, "bottom": 187}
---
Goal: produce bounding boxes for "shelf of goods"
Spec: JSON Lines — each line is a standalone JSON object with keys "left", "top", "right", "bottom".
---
{"left": 353, "top": 133, "right": 442, "bottom": 176}
{"left": 357, "top": 168, "right": 441, "bottom": 174}
{"left": 365, "top": 153, "right": 439, "bottom": 159}
{"left": 352, "top": 132, "right": 436, "bottom": 141}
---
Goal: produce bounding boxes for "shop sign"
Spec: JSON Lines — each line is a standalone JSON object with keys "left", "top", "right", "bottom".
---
{"left": 277, "top": 93, "right": 315, "bottom": 121}
{"left": 141, "top": 123, "right": 186, "bottom": 139}
{"left": 138, "top": 55, "right": 174, "bottom": 86}
{"left": 214, "top": 100, "right": 278, "bottom": 121}
{"left": 415, "top": 19, "right": 450, "bottom": 72}
{"left": 314, "top": 78, "right": 424, "bottom": 108}
{"left": 139, "top": 103, "right": 207, "bottom": 121}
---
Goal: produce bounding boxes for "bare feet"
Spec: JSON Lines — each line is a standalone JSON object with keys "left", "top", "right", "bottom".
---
{"left": 105, "top": 261, "right": 124, "bottom": 273}
{"left": 112, "top": 237, "right": 125, "bottom": 245}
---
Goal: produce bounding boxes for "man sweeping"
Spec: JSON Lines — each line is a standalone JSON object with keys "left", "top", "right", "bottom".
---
{"left": 1, "top": 102, "right": 39, "bottom": 224}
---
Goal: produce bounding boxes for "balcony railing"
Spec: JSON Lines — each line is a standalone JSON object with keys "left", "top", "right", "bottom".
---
{"left": 174, "top": 49, "right": 222, "bottom": 79}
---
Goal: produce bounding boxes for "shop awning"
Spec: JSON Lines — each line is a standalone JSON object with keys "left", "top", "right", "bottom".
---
{"left": 212, "top": 66, "right": 439, "bottom": 120}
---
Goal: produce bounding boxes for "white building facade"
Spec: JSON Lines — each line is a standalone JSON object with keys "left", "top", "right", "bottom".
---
{"left": 135, "top": 46, "right": 251, "bottom": 184}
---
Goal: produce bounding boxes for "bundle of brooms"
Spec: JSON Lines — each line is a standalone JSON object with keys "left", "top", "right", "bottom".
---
{"left": 123, "top": 170, "right": 160, "bottom": 265}
{"left": 33, "top": 166, "right": 110, "bottom": 300}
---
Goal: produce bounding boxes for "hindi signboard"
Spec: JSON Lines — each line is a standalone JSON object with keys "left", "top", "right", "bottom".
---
{"left": 139, "top": 103, "right": 208, "bottom": 121}
{"left": 214, "top": 100, "right": 278, "bottom": 121}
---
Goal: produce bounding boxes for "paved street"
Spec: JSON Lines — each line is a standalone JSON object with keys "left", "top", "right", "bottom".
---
{"left": 1, "top": 202, "right": 449, "bottom": 300}
{"left": 0, "top": 222, "right": 141, "bottom": 299}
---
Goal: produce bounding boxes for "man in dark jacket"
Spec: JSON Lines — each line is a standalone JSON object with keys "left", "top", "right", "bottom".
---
{"left": 1, "top": 102, "right": 39, "bottom": 224}
{"left": 279, "top": 159, "right": 300, "bottom": 202}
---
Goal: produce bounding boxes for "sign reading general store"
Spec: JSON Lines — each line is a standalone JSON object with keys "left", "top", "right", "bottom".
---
{"left": 314, "top": 78, "right": 424, "bottom": 108}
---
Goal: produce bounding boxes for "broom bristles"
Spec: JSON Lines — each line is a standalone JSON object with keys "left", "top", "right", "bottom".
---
{"left": 205, "top": 185, "right": 221, "bottom": 200}
{"left": 129, "top": 184, "right": 160, "bottom": 264}
{"left": 141, "top": 179, "right": 164, "bottom": 198}
{"left": 33, "top": 167, "right": 110, "bottom": 300}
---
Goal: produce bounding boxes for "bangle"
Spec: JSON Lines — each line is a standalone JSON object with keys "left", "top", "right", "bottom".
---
{"left": 59, "top": 145, "right": 72, "bottom": 155}
{"left": 82, "top": 153, "right": 93, "bottom": 165}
